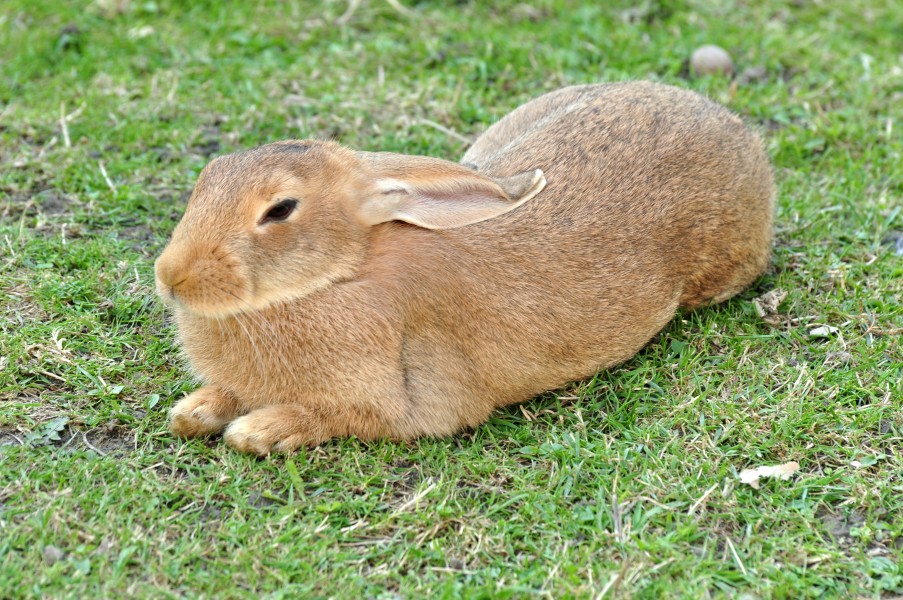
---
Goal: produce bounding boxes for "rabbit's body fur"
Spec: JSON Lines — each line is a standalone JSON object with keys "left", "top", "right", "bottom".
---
{"left": 157, "top": 81, "right": 774, "bottom": 454}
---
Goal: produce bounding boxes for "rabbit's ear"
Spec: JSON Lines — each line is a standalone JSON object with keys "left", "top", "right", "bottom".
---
{"left": 357, "top": 159, "right": 545, "bottom": 230}
{"left": 493, "top": 169, "right": 547, "bottom": 203}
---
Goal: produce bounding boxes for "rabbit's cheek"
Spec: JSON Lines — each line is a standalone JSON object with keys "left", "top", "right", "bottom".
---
{"left": 170, "top": 260, "right": 254, "bottom": 317}
{"left": 247, "top": 271, "right": 340, "bottom": 311}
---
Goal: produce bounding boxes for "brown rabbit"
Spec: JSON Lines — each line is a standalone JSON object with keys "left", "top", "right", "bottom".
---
{"left": 155, "top": 81, "right": 774, "bottom": 455}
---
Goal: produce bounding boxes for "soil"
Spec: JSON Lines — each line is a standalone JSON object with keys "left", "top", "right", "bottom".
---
{"left": 0, "top": 422, "right": 136, "bottom": 456}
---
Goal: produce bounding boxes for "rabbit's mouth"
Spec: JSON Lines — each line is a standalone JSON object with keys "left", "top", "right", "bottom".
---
{"left": 155, "top": 275, "right": 257, "bottom": 319}
{"left": 155, "top": 276, "right": 183, "bottom": 305}
{"left": 154, "top": 241, "right": 259, "bottom": 318}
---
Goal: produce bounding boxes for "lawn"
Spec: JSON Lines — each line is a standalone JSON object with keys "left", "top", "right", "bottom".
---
{"left": 1, "top": 0, "right": 901, "bottom": 597}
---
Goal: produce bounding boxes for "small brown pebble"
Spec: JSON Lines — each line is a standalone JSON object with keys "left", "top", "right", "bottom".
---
{"left": 691, "top": 45, "right": 735, "bottom": 77}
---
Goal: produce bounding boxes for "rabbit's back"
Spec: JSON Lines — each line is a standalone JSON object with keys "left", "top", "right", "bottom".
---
{"left": 462, "top": 81, "right": 774, "bottom": 308}
{"left": 370, "top": 82, "right": 774, "bottom": 407}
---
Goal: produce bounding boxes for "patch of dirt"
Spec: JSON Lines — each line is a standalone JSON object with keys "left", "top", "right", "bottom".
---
{"left": 1, "top": 186, "right": 83, "bottom": 219}
{"left": 373, "top": 460, "right": 427, "bottom": 511}
{"left": 454, "top": 479, "right": 507, "bottom": 503}
{"left": 191, "top": 138, "right": 221, "bottom": 158}
{"left": 3, "top": 178, "right": 180, "bottom": 248}
{"left": 819, "top": 509, "right": 903, "bottom": 566}
{"left": 198, "top": 503, "right": 223, "bottom": 522}
{"left": 0, "top": 426, "right": 24, "bottom": 448}
{"left": 74, "top": 423, "right": 135, "bottom": 455}
{"left": 760, "top": 118, "right": 787, "bottom": 132}
{"left": 118, "top": 224, "right": 160, "bottom": 244}
{"left": 882, "top": 231, "right": 903, "bottom": 256}
{"left": 392, "top": 463, "right": 423, "bottom": 492}
{"left": 2, "top": 192, "right": 87, "bottom": 241}
{"left": 1, "top": 421, "right": 135, "bottom": 456}
{"left": 248, "top": 491, "right": 282, "bottom": 509}
{"left": 57, "top": 23, "right": 84, "bottom": 53}
{"left": 736, "top": 65, "right": 769, "bottom": 85}
{"left": 819, "top": 510, "right": 866, "bottom": 549}
{"left": 3, "top": 190, "right": 91, "bottom": 245}
{"left": 34, "top": 190, "right": 83, "bottom": 216}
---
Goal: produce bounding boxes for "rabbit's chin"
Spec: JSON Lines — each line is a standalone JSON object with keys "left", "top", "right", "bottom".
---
{"left": 171, "top": 302, "right": 248, "bottom": 320}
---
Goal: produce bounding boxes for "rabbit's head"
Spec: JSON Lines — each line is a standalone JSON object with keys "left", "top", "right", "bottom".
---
{"left": 154, "top": 140, "right": 544, "bottom": 317}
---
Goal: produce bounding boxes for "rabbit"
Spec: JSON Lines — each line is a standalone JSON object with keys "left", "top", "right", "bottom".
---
{"left": 155, "top": 81, "right": 774, "bottom": 455}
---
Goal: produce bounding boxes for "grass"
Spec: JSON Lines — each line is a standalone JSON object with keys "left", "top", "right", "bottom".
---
{"left": 1, "top": 0, "right": 901, "bottom": 597}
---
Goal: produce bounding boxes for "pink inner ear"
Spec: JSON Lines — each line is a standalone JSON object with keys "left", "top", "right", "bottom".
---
{"left": 380, "top": 187, "right": 406, "bottom": 196}
{"left": 395, "top": 185, "right": 518, "bottom": 229}
{"left": 413, "top": 188, "right": 504, "bottom": 206}
{"left": 362, "top": 166, "right": 543, "bottom": 230}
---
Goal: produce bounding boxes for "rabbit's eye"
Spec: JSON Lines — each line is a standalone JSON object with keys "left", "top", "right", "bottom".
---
{"left": 261, "top": 199, "right": 298, "bottom": 224}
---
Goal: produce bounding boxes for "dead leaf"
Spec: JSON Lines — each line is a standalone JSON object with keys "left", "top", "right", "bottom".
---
{"left": 809, "top": 325, "right": 839, "bottom": 338}
{"left": 753, "top": 289, "right": 787, "bottom": 324}
{"left": 739, "top": 461, "right": 800, "bottom": 489}
{"left": 825, "top": 351, "right": 854, "bottom": 367}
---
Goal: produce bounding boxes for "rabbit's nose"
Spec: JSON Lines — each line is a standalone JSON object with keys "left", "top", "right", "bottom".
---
{"left": 154, "top": 245, "right": 193, "bottom": 301}
{"left": 154, "top": 248, "right": 181, "bottom": 289}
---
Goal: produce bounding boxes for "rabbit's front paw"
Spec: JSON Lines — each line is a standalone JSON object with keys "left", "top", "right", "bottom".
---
{"left": 169, "top": 387, "right": 240, "bottom": 438}
{"left": 223, "top": 405, "right": 326, "bottom": 456}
